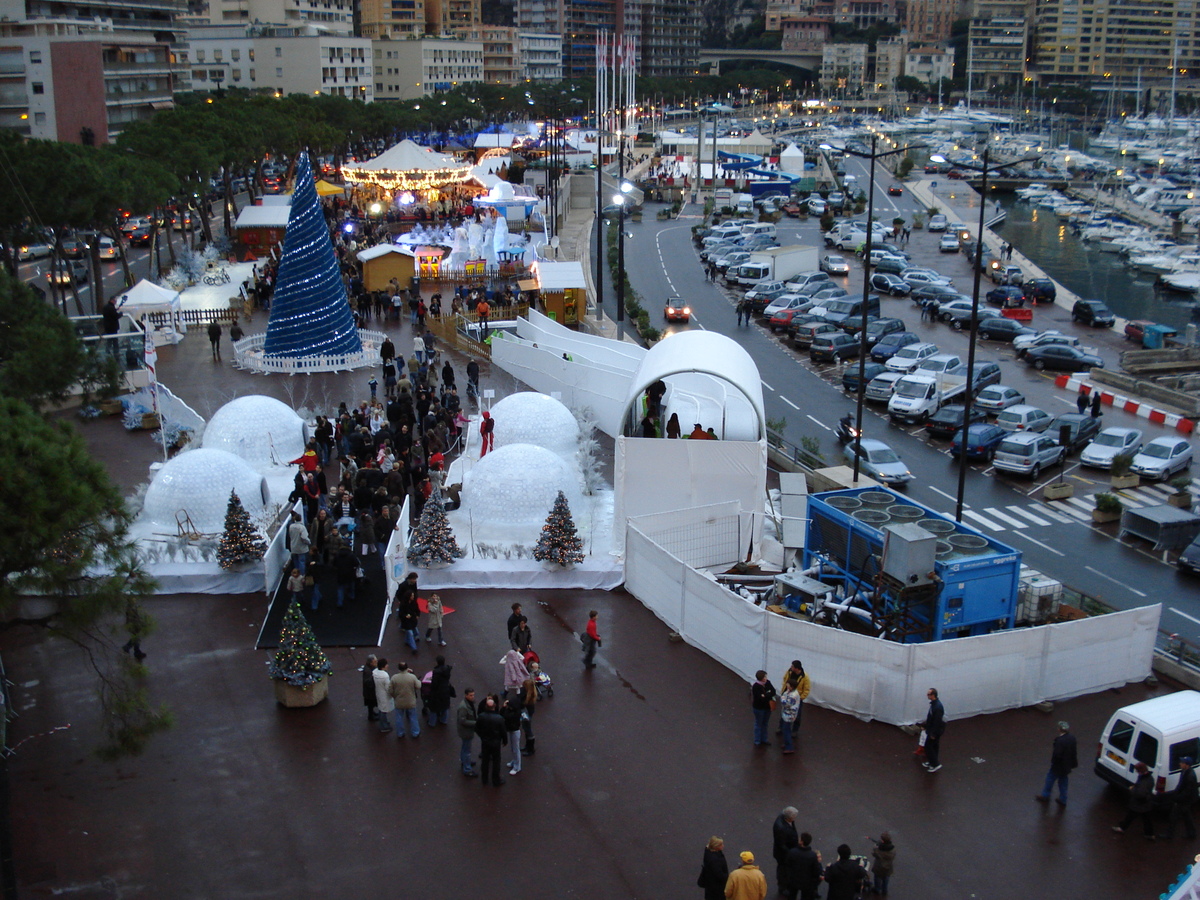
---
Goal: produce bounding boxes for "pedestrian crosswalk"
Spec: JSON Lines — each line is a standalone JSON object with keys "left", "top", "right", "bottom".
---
{"left": 947, "top": 478, "right": 1200, "bottom": 533}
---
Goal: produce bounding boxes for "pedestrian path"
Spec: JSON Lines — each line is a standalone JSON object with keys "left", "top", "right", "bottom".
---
{"left": 944, "top": 478, "right": 1200, "bottom": 533}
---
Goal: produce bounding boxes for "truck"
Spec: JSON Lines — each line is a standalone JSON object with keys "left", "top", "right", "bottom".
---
{"left": 733, "top": 245, "right": 818, "bottom": 286}
{"left": 887, "top": 370, "right": 968, "bottom": 424}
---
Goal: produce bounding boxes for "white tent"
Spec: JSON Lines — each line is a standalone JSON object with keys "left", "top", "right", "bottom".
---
{"left": 116, "top": 279, "right": 186, "bottom": 346}
{"left": 779, "top": 143, "right": 806, "bottom": 176}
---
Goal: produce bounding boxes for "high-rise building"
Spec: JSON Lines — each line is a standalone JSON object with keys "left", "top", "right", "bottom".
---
{"left": 874, "top": 35, "right": 905, "bottom": 93}
{"left": 967, "top": 0, "right": 1028, "bottom": 91}
{"left": 206, "top": 0, "right": 354, "bottom": 34}
{"left": 518, "top": 31, "right": 563, "bottom": 80}
{"left": 905, "top": 0, "right": 958, "bottom": 43}
{"left": 639, "top": 0, "right": 700, "bottom": 77}
{"left": 372, "top": 36, "right": 483, "bottom": 97}
{"left": 821, "top": 42, "right": 867, "bottom": 92}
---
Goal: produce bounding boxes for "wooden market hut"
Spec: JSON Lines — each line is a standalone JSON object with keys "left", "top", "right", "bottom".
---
{"left": 527, "top": 260, "right": 586, "bottom": 327}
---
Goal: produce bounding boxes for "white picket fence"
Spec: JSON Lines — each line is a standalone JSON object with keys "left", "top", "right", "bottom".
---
{"left": 232, "top": 330, "right": 386, "bottom": 374}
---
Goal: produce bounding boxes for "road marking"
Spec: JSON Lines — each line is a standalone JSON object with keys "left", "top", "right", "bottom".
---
{"left": 983, "top": 508, "right": 1029, "bottom": 529}
{"left": 1007, "top": 530, "right": 1066, "bottom": 556}
{"left": 1006, "top": 505, "right": 1052, "bottom": 526}
{"left": 1085, "top": 566, "right": 1148, "bottom": 597}
{"left": 927, "top": 486, "right": 958, "bottom": 504}
{"left": 961, "top": 509, "right": 1003, "bottom": 530}
{"left": 806, "top": 414, "right": 830, "bottom": 430}
{"left": 781, "top": 396, "right": 799, "bottom": 410}
{"left": 761, "top": 380, "right": 774, "bottom": 391}
{"left": 1029, "top": 502, "right": 1074, "bottom": 524}
{"left": 1170, "top": 607, "right": 1200, "bottom": 625}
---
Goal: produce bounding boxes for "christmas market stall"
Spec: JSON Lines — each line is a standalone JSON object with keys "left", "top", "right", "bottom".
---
{"left": 234, "top": 197, "right": 291, "bottom": 260}
{"left": 528, "top": 260, "right": 586, "bottom": 327}
{"left": 341, "top": 139, "right": 485, "bottom": 228}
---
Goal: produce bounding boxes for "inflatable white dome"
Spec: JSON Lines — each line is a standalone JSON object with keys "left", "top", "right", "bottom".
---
{"left": 143, "top": 449, "right": 271, "bottom": 534}
{"left": 460, "top": 443, "right": 584, "bottom": 544}
{"left": 490, "top": 392, "right": 579, "bottom": 462}
{"left": 489, "top": 181, "right": 516, "bottom": 201}
{"left": 202, "top": 395, "right": 307, "bottom": 467}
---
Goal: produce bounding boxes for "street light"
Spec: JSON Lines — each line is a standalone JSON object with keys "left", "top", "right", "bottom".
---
{"left": 827, "top": 137, "right": 925, "bottom": 483}
{"left": 614, "top": 181, "right": 633, "bottom": 323}
{"left": 930, "top": 147, "right": 1044, "bottom": 521}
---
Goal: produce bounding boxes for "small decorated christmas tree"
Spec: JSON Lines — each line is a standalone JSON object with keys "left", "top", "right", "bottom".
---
{"left": 217, "top": 489, "right": 266, "bottom": 569}
{"left": 407, "top": 490, "right": 464, "bottom": 567}
{"left": 534, "top": 491, "right": 584, "bottom": 567}
{"left": 267, "top": 599, "right": 333, "bottom": 687}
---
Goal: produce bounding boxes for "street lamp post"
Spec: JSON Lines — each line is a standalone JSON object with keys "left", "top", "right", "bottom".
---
{"left": 830, "top": 136, "right": 924, "bottom": 482}
{"left": 614, "top": 181, "right": 633, "bottom": 322}
{"left": 930, "top": 147, "right": 1043, "bottom": 521}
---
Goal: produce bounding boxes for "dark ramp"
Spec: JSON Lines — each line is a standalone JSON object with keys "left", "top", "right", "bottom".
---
{"left": 256, "top": 553, "right": 390, "bottom": 648}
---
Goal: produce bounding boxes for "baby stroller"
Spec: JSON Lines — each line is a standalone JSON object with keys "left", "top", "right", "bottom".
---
{"left": 528, "top": 660, "right": 554, "bottom": 699}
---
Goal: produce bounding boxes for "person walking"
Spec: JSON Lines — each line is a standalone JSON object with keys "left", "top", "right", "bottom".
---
{"left": 751, "top": 670, "right": 778, "bottom": 747}
{"left": 697, "top": 836, "right": 730, "bottom": 900}
{"left": 1162, "top": 756, "right": 1199, "bottom": 840}
{"left": 822, "top": 845, "right": 866, "bottom": 900}
{"left": 1091, "top": 390, "right": 1103, "bottom": 418}
{"left": 868, "top": 832, "right": 896, "bottom": 896}
{"left": 424, "top": 592, "right": 446, "bottom": 645}
{"left": 456, "top": 688, "right": 479, "bottom": 776}
{"left": 501, "top": 649, "right": 529, "bottom": 696}
{"left": 207, "top": 319, "right": 222, "bottom": 361}
{"left": 779, "top": 685, "right": 801, "bottom": 755}
{"left": 772, "top": 807, "right": 799, "bottom": 895}
{"left": 372, "top": 659, "right": 394, "bottom": 733}
{"left": 361, "top": 654, "right": 378, "bottom": 722}
{"left": 1076, "top": 390, "right": 1089, "bottom": 415}
{"left": 479, "top": 410, "right": 495, "bottom": 456}
{"left": 582, "top": 609, "right": 602, "bottom": 668}
{"left": 509, "top": 616, "right": 534, "bottom": 654}
{"left": 389, "top": 661, "right": 422, "bottom": 738}
{"left": 501, "top": 692, "right": 523, "bottom": 776}
{"left": 1113, "top": 762, "right": 1157, "bottom": 839}
{"left": 475, "top": 694, "right": 508, "bottom": 786}
{"left": 736, "top": 298, "right": 746, "bottom": 327}
{"left": 782, "top": 833, "right": 823, "bottom": 900}
{"left": 426, "top": 654, "right": 454, "bottom": 728}
{"left": 922, "top": 687, "right": 945, "bottom": 772}
{"left": 287, "top": 512, "right": 310, "bottom": 574}
{"left": 1035, "top": 721, "right": 1079, "bottom": 806}
{"left": 724, "top": 851, "right": 767, "bottom": 900}
{"left": 398, "top": 589, "right": 421, "bottom": 653}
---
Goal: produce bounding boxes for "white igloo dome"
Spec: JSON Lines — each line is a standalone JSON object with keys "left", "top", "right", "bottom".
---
{"left": 202, "top": 395, "right": 307, "bottom": 467}
{"left": 490, "top": 392, "right": 579, "bottom": 462}
{"left": 489, "top": 181, "right": 516, "bottom": 201}
{"left": 460, "top": 443, "right": 583, "bottom": 544}
{"left": 143, "top": 449, "right": 271, "bottom": 534}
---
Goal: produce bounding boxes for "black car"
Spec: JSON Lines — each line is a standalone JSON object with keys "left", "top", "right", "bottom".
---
{"left": 925, "top": 404, "right": 988, "bottom": 439}
{"left": 873, "top": 256, "right": 909, "bottom": 275}
{"left": 975, "top": 316, "right": 1037, "bottom": 342}
{"left": 810, "top": 332, "right": 861, "bottom": 362}
{"left": 1024, "top": 277, "right": 1057, "bottom": 304}
{"left": 870, "top": 331, "right": 921, "bottom": 361}
{"left": 985, "top": 286, "right": 1026, "bottom": 308}
{"left": 869, "top": 273, "right": 911, "bottom": 296}
{"left": 842, "top": 361, "right": 888, "bottom": 393}
{"left": 971, "top": 361, "right": 1003, "bottom": 389}
{"left": 863, "top": 317, "right": 906, "bottom": 345}
{"left": 1023, "top": 345, "right": 1105, "bottom": 372}
{"left": 127, "top": 226, "right": 153, "bottom": 247}
{"left": 1050, "top": 412, "right": 1103, "bottom": 453}
{"left": 910, "top": 283, "right": 961, "bottom": 304}
{"left": 1072, "top": 298, "right": 1116, "bottom": 327}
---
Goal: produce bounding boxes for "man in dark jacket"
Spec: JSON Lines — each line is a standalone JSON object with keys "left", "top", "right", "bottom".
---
{"left": 456, "top": 688, "right": 478, "bottom": 776}
{"left": 332, "top": 542, "right": 358, "bottom": 607}
{"left": 822, "top": 844, "right": 865, "bottom": 900}
{"left": 772, "top": 807, "right": 799, "bottom": 894}
{"left": 1163, "top": 756, "right": 1199, "bottom": 840}
{"left": 781, "top": 830, "right": 822, "bottom": 900}
{"left": 1035, "top": 720, "right": 1079, "bottom": 806}
{"left": 1113, "top": 762, "right": 1157, "bottom": 838}
{"left": 474, "top": 695, "right": 508, "bottom": 786}
{"left": 361, "top": 654, "right": 378, "bottom": 721}
{"left": 922, "top": 688, "right": 945, "bottom": 773}
{"left": 509, "top": 616, "right": 533, "bottom": 654}
{"left": 426, "top": 655, "right": 454, "bottom": 728}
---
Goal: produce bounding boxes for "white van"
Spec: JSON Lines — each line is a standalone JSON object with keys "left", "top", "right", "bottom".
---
{"left": 1095, "top": 691, "right": 1200, "bottom": 793}
{"left": 741, "top": 222, "right": 777, "bottom": 239}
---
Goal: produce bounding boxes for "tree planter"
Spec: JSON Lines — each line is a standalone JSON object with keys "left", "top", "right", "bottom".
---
{"left": 274, "top": 675, "right": 329, "bottom": 708}
{"left": 100, "top": 399, "right": 123, "bottom": 416}
{"left": 1092, "top": 508, "right": 1122, "bottom": 524}
{"left": 1169, "top": 492, "right": 1194, "bottom": 509}
{"left": 1044, "top": 482, "right": 1075, "bottom": 500}
{"left": 1110, "top": 473, "right": 1140, "bottom": 490}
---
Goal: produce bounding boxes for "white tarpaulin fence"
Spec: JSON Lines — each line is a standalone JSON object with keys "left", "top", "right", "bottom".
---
{"left": 626, "top": 509, "right": 1160, "bottom": 725}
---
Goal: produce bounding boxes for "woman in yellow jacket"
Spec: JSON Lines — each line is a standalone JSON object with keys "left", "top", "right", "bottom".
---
{"left": 779, "top": 660, "right": 811, "bottom": 738}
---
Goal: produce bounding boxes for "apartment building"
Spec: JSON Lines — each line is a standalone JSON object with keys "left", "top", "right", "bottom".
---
{"left": 518, "top": 31, "right": 562, "bottom": 80}
{"left": 967, "top": 0, "right": 1028, "bottom": 90}
{"left": 833, "top": 0, "right": 897, "bottom": 29}
{"left": 875, "top": 35, "right": 905, "bottom": 92}
{"left": 780, "top": 16, "right": 831, "bottom": 52}
{"left": 906, "top": 0, "right": 960, "bottom": 43}
{"left": 372, "top": 36, "right": 483, "bottom": 98}
{"left": 905, "top": 44, "right": 954, "bottom": 84}
{"left": 206, "top": 0, "right": 353, "bottom": 34}
{"left": 821, "top": 42, "right": 868, "bottom": 91}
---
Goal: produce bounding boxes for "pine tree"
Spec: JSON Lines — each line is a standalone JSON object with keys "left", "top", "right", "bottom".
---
{"left": 406, "top": 490, "right": 464, "bottom": 567}
{"left": 217, "top": 489, "right": 266, "bottom": 569}
{"left": 534, "top": 491, "right": 584, "bottom": 567}
{"left": 267, "top": 599, "right": 332, "bottom": 686}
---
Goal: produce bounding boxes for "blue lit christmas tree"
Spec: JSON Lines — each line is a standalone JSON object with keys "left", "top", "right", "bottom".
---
{"left": 263, "top": 151, "right": 362, "bottom": 358}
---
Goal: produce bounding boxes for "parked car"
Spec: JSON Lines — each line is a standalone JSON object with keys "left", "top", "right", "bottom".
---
{"left": 863, "top": 317, "right": 907, "bottom": 346}
{"left": 1130, "top": 437, "right": 1194, "bottom": 480}
{"left": 664, "top": 297, "right": 691, "bottom": 322}
{"left": 938, "top": 234, "right": 961, "bottom": 252}
{"left": 1023, "top": 345, "right": 1104, "bottom": 372}
{"left": 787, "top": 271, "right": 835, "bottom": 291}
{"left": 900, "top": 268, "right": 953, "bottom": 287}
{"left": 1049, "top": 413, "right": 1103, "bottom": 453}
{"left": 874, "top": 256, "right": 909, "bottom": 275}
{"left": 912, "top": 283, "right": 962, "bottom": 305}
{"left": 992, "top": 432, "right": 1066, "bottom": 478}
{"left": 996, "top": 404, "right": 1053, "bottom": 433}
{"left": 781, "top": 201, "right": 803, "bottom": 217}
{"left": 927, "top": 214, "right": 948, "bottom": 232}
{"left": 843, "top": 438, "right": 914, "bottom": 485}
{"left": 975, "top": 317, "right": 1036, "bottom": 342}
{"left": 885, "top": 341, "right": 940, "bottom": 372}
{"left": 865, "top": 371, "right": 905, "bottom": 403}
{"left": 933, "top": 298, "right": 977, "bottom": 323}
{"left": 1024, "top": 277, "right": 1057, "bottom": 304}
{"left": 925, "top": 404, "right": 988, "bottom": 439}
{"left": 985, "top": 286, "right": 1025, "bottom": 307}
{"left": 744, "top": 282, "right": 790, "bottom": 313}
{"left": 771, "top": 308, "right": 812, "bottom": 334}
{"left": 792, "top": 321, "right": 841, "bottom": 349}
{"left": 826, "top": 191, "right": 846, "bottom": 210}
{"left": 870, "top": 331, "right": 921, "bottom": 362}
{"left": 1072, "top": 298, "right": 1117, "bottom": 327}
{"left": 842, "top": 362, "right": 888, "bottom": 393}
{"left": 810, "top": 332, "right": 861, "bottom": 363}
{"left": 971, "top": 361, "right": 1003, "bottom": 389}
{"left": 870, "top": 273, "right": 911, "bottom": 296}
{"left": 1013, "top": 330, "right": 1082, "bottom": 357}
{"left": 820, "top": 254, "right": 851, "bottom": 275}
{"left": 950, "top": 423, "right": 1009, "bottom": 461}
{"left": 1080, "top": 427, "right": 1144, "bottom": 469}
{"left": 975, "top": 385, "right": 1026, "bottom": 413}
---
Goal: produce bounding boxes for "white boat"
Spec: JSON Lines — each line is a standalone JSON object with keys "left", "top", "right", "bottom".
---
{"left": 1127, "top": 247, "right": 1189, "bottom": 274}
{"left": 1159, "top": 271, "right": 1200, "bottom": 293}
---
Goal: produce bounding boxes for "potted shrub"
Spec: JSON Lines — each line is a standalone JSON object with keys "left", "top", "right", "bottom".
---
{"left": 1044, "top": 475, "right": 1074, "bottom": 501}
{"left": 1110, "top": 452, "right": 1140, "bottom": 490}
{"left": 268, "top": 599, "right": 332, "bottom": 707}
{"left": 1169, "top": 474, "right": 1195, "bottom": 509}
{"left": 1092, "top": 492, "right": 1123, "bottom": 525}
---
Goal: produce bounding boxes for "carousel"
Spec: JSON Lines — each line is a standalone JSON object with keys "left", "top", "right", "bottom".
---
{"left": 342, "top": 139, "right": 485, "bottom": 225}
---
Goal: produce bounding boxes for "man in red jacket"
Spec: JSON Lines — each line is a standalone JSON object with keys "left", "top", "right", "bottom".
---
{"left": 291, "top": 441, "right": 320, "bottom": 473}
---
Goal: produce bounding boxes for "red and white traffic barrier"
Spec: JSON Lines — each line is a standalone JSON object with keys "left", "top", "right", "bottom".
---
{"left": 1055, "top": 374, "right": 1195, "bottom": 434}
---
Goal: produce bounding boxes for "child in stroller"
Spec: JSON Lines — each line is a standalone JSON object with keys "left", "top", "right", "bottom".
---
{"left": 528, "top": 660, "right": 553, "bottom": 699}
